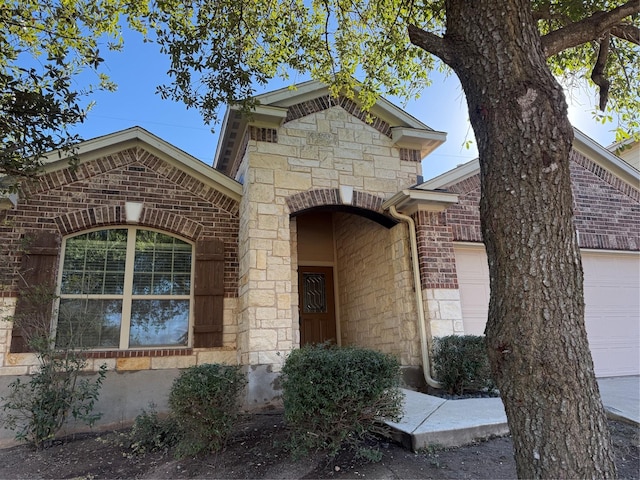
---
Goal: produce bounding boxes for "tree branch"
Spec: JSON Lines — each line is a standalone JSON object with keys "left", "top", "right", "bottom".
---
{"left": 407, "top": 24, "right": 454, "bottom": 66}
{"left": 611, "top": 24, "right": 640, "bottom": 45}
{"left": 591, "top": 32, "right": 610, "bottom": 111}
{"left": 541, "top": 1, "right": 640, "bottom": 57}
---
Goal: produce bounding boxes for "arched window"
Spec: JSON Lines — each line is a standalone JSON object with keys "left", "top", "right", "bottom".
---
{"left": 55, "top": 228, "right": 193, "bottom": 349}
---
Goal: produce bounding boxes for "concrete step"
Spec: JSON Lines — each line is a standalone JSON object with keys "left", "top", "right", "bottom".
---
{"left": 385, "top": 389, "right": 509, "bottom": 451}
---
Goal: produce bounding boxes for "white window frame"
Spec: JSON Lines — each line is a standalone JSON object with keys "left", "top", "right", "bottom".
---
{"left": 54, "top": 226, "right": 195, "bottom": 350}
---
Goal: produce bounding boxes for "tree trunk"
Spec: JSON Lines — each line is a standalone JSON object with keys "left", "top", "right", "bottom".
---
{"left": 440, "top": 0, "right": 617, "bottom": 477}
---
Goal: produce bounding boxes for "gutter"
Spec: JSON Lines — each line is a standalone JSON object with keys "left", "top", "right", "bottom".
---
{"left": 388, "top": 205, "right": 441, "bottom": 389}
{"left": 383, "top": 188, "right": 458, "bottom": 390}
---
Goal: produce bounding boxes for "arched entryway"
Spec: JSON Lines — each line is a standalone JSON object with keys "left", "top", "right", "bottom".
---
{"left": 293, "top": 206, "right": 418, "bottom": 356}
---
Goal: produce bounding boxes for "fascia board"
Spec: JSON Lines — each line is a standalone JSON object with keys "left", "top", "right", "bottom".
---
{"left": 573, "top": 129, "right": 640, "bottom": 188}
{"left": 254, "top": 79, "right": 330, "bottom": 106}
{"left": 419, "top": 129, "right": 640, "bottom": 192}
{"left": 419, "top": 158, "right": 480, "bottom": 190}
{"left": 256, "top": 79, "right": 436, "bottom": 130}
{"left": 391, "top": 127, "right": 447, "bottom": 156}
{"left": 382, "top": 189, "right": 459, "bottom": 213}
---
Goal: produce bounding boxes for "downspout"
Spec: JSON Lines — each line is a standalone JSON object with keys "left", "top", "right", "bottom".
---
{"left": 388, "top": 205, "right": 442, "bottom": 389}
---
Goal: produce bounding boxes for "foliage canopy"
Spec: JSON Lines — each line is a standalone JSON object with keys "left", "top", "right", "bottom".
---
{"left": 145, "top": 0, "right": 639, "bottom": 139}
{"left": 0, "top": 1, "right": 147, "bottom": 189}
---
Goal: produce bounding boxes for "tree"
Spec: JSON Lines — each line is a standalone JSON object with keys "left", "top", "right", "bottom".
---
{"left": 0, "top": 1, "right": 147, "bottom": 191}
{"left": 143, "top": 1, "right": 639, "bottom": 478}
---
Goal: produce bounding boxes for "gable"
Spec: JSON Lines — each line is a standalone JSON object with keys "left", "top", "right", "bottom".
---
{"left": 38, "top": 127, "right": 242, "bottom": 203}
{"left": 436, "top": 150, "right": 639, "bottom": 250}
{"left": 570, "top": 150, "right": 640, "bottom": 250}
{"left": 214, "top": 80, "right": 446, "bottom": 178}
{"left": 1, "top": 141, "right": 241, "bottom": 299}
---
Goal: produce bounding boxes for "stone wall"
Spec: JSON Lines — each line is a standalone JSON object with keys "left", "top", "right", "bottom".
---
{"left": 235, "top": 104, "right": 423, "bottom": 404}
{"left": 334, "top": 213, "right": 420, "bottom": 366}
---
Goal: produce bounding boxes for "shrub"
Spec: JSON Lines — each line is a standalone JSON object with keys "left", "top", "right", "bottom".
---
{"left": 0, "top": 287, "right": 107, "bottom": 449}
{"left": 432, "top": 335, "right": 495, "bottom": 395}
{"left": 0, "top": 347, "right": 107, "bottom": 449}
{"left": 126, "top": 404, "right": 181, "bottom": 455}
{"left": 281, "top": 344, "right": 403, "bottom": 459}
{"left": 168, "top": 363, "right": 246, "bottom": 457}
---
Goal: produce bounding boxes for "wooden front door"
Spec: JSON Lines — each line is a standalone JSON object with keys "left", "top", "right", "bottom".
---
{"left": 298, "top": 266, "right": 337, "bottom": 346}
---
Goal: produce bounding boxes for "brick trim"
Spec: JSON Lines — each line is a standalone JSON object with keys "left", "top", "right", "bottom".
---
{"left": 22, "top": 147, "right": 240, "bottom": 217}
{"left": 286, "top": 188, "right": 385, "bottom": 214}
{"left": 285, "top": 96, "right": 392, "bottom": 138}
{"left": 54, "top": 206, "right": 204, "bottom": 240}
{"left": 83, "top": 348, "right": 193, "bottom": 359}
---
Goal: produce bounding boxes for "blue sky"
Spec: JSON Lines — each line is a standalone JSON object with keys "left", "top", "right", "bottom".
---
{"left": 70, "top": 29, "right": 620, "bottom": 180}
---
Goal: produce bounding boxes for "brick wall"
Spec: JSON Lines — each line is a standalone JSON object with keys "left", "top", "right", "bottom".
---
{"left": 570, "top": 150, "right": 640, "bottom": 250}
{"left": 444, "top": 175, "right": 482, "bottom": 242}
{"left": 0, "top": 146, "right": 240, "bottom": 374}
{"left": 444, "top": 151, "right": 640, "bottom": 250}
{"left": 414, "top": 210, "right": 459, "bottom": 289}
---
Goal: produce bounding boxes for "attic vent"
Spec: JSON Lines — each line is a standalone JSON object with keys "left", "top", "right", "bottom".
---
{"left": 399, "top": 148, "right": 421, "bottom": 162}
{"left": 249, "top": 126, "right": 278, "bottom": 143}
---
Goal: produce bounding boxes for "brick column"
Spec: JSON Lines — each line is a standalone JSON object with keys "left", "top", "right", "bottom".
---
{"left": 414, "top": 209, "right": 465, "bottom": 337}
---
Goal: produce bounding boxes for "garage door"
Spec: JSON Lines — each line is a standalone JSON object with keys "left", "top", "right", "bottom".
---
{"left": 454, "top": 244, "right": 640, "bottom": 377}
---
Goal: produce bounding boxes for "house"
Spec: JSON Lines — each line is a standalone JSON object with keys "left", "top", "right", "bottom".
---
{"left": 0, "top": 80, "right": 638, "bottom": 437}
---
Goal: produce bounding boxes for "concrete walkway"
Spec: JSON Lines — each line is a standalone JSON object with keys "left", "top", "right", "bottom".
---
{"left": 386, "top": 376, "right": 639, "bottom": 452}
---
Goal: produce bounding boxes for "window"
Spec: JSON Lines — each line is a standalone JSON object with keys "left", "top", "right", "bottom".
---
{"left": 55, "top": 228, "right": 193, "bottom": 349}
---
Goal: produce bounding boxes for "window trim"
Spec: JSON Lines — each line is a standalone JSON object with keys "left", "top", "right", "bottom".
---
{"left": 54, "top": 226, "right": 195, "bottom": 350}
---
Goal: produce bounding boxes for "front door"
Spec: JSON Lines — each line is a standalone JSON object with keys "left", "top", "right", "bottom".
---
{"left": 298, "top": 266, "right": 337, "bottom": 346}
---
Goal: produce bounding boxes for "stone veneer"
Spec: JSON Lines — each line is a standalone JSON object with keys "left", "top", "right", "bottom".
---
{"left": 334, "top": 214, "right": 420, "bottom": 366}
{"left": 235, "top": 104, "right": 423, "bottom": 404}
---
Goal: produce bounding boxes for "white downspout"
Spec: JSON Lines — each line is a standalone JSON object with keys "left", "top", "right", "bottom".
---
{"left": 388, "top": 205, "right": 442, "bottom": 389}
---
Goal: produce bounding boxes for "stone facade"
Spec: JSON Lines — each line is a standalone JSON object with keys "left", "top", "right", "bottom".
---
{"left": 334, "top": 213, "right": 420, "bottom": 366}
{"left": 234, "top": 104, "right": 425, "bottom": 404}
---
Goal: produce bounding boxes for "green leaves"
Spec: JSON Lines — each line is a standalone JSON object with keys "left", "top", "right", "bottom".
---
{"left": 0, "top": 1, "right": 147, "bottom": 190}
{"left": 146, "top": 0, "right": 439, "bottom": 123}
{"left": 144, "top": 0, "right": 637, "bottom": 139}
{"left": 168, "top": 363, "right": 247, "bottom": 457}
{"left": 281, "top": 345, "right": 403, "bottom": 458}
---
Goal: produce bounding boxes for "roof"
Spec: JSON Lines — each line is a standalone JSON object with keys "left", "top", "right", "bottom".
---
{"left": 213, "top": 79, "right": 447, "bottom": 175}
{"left": 418, "top": 128, "right": 640, "bottom": 192}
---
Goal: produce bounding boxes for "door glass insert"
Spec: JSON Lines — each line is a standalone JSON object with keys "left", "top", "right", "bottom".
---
{"left": 302, "top": 272, "right": 327, "bottom": 313}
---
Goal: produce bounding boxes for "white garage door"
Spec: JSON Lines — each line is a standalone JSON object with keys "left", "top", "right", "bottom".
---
{"left": 454, "top": 245, "right": 640, "bottom": 377}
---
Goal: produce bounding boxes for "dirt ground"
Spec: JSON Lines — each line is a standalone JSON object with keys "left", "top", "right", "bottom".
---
{"left": 0, "top": 413, "right": 637, "bottom": 480}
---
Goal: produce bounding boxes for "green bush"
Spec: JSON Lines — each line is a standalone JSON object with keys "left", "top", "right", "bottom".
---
{"left": 126, "top": 404, "right": 181, "bottom": 455}
{"left": 281, "top": 344, "right": 403, "bottom": 459}
{"left": 1, "top": 350, "right": 107, "bottom": 449}
{"left": 432, "top": 335, "right": 496, "bottom": 395}
{"left": 1, "top": 291, "right": 107, "bottom": 450}
{"left": 168, "top": 363, "right": 246, "bottom": 457}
